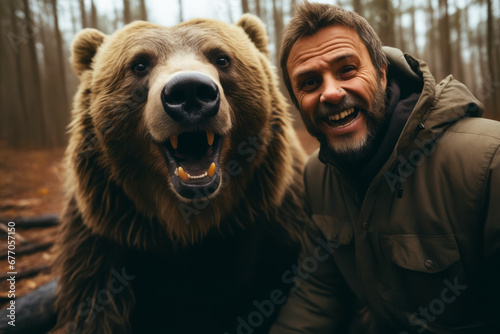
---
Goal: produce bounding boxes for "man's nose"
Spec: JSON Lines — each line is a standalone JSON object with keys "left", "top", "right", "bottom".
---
{"left": 320, "top": 76, "right": 345, "bottom": 104}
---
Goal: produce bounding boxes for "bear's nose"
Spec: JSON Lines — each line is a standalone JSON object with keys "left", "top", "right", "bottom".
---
{"left": 161, "top": 72, "right": 220, "bottom": 124}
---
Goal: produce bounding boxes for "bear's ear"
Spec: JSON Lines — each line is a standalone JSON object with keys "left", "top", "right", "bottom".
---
{"left": 237, "top": 14, "right": 269, "bottom": 57}
{"left": 71, "top": 28, "right": 106, "bottom": 76}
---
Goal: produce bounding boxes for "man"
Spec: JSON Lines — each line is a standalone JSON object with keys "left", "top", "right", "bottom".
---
{"left": 271, "top": 2, "right": 500, "bottom": 333}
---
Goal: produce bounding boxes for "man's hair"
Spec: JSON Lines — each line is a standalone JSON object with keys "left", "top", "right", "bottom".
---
{"left": 280, "top": 2, "right": 388, "bottom": 109}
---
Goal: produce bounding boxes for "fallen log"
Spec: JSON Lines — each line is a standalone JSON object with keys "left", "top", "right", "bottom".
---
{"left": 0, "top": 214, "right": 60, "bottom": 228}
{"left": 0, "top": 264, "right": 51, "bottom": 281}
{"left": 0, "top": 241, "right": 54, "bottom": 259}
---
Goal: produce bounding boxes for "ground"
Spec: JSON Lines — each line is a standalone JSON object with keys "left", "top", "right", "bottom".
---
{"left": 0, "top": 141, "right": 64, "bottom": 307}
{"left": 0, "top": 127, "right": 318, "bottom": 308}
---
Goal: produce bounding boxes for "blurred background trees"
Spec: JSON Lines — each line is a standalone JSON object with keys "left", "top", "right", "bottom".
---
{"left": 0, "top": 0, "right": 499, "bottom": 149}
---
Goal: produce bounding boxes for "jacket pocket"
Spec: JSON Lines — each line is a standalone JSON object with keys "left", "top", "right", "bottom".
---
{"left": 311, "top": 214, "right": 353, "bottom": 245}
{"left": 379, "top": 234, "right": 488, "bottom": 330}
{"left": 381, "top": 234, "right": 461, "bottom": 273}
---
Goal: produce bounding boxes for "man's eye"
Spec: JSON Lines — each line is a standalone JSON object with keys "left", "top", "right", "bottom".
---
{"left": 301, "top": 79, "right": 318, "bottom": 90}
{"left": 340, "top": 66, "right": 356, "bottom": 76}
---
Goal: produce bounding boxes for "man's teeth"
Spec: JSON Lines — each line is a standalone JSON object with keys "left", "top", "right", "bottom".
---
{"left": 328, "top": 108, "right": 355, "bottom": 121}
{"left": 169, "top": 131, "right": 214, "bottom": 148}
{"left": 175, "top": 162, "right": 217, "bottom": 181}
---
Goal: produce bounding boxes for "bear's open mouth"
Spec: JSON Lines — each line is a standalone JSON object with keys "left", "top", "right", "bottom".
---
{"left": 157, "top": 131, "right": 223, "bottom": 200}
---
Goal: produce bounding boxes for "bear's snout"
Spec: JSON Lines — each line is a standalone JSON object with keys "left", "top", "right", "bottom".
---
{"left": 161, "top": 72, "right": 220, "bottom": 125}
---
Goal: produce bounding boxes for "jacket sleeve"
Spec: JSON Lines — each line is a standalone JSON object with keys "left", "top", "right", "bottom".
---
{"left": 269, "top": 220, "right": 355, "bottom": 334}
{"left": 483, "top": 143, "right": 500, "bottom": 329}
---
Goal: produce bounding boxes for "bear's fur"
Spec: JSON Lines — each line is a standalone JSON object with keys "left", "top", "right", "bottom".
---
{"left": 55, "top": 15, "right": 307, "bottom": 334}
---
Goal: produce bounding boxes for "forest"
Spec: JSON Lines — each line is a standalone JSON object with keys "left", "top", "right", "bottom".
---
{"left": 0, "top": 0, "right": 499, "bottom": 149}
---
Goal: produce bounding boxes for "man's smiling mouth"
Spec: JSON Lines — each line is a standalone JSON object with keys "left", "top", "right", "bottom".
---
{"left": 324, "top": 107, "right": 360, "bottom": 128}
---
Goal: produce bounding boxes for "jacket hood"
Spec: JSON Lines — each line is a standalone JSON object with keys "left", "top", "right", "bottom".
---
{"left": 384, "top": 47, "right": 484, "bottom": 157}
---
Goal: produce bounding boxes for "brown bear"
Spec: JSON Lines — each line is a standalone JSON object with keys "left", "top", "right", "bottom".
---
{"left": 53, "top": 14, "right": 307, "bottom": 334}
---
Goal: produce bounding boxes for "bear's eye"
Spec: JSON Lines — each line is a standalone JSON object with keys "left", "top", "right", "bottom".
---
{"left": 216, "top": 55, "right": 230, "bottom": 68}
{"left": 132, "top": 61, "right": 149, "bottom": 75}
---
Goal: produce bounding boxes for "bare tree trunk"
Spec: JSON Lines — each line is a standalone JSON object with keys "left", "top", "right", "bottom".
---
{"left": 259, "top": 0, "right": 268, "bottom": 37}
{"left": 438, "top": 0, "right": 452, "bottom": 76}
{"left": 452, "top": 9, "right": 464, "bottom": 83}
{"left": 113, "top": 5, "right": 120, "bottom": 31}
{"left": 352, "top": 0, "right": 363, "bottom": 17}
{"left": 8, "top": 0, "right": 27, "bottom": 147}
{"left": 51, "top": 0, "right": 68, "bottom": 109}
{"left": 241, "top": 0, "right": 249, "bottom": 13}
{"left": 255, "top": 0, "right": 261, "bottom": 17}
{"left": 486, "top": 0, "right": 499, "bottom": 117}
{"left": 79, "top": 0, "right": 87, "bottom": 28}
{"left": 24, "top": 0, "right": 53, "bottom": 147}
{"left": 477, "top": 28, "right": 487, "bottom": 83}
{"left": 0, "top": 2, "right": 6, "bottom": 142}
{"left": 290, "top": 0, "right": 297, "bottom": 16}
{"left": 496, "top": 14, "right": 500, "bottom": 114}
{"left": 378, "top": 0, "right": 395, "bottom": 47}
{"left": 51, "top": 0, "right": 69, "bottom": 146}
{"left": 475, "top": 25, "right": 491, "bottom": 113}
{"left": 396, "top": 1, "right": 406, "bottom": 52}
{"left": 90, "top": 0, "right": 98, "bottom": 29}
{"left": 139, "top": 0, "right": 148, "bottom": 21}
{"left": 123, "top": 0, "right": 132, "bottom": 24}
{"left": 272, "top": 0, "right": 284, "bottom": 67}
{"left": 38, "top": 12, "right": 52, "bottom": 127}
{"left": 497, "top": 45, "right": 500, "bottom": 118}
{"left": 409, "top": 4, "right": 418, "bottom": 56}
{"left": 463, "top": 5, "right": 475, "bottom": 88}
{"left": 70, "top": 0, "right": 78, "bottom": 34}
{"left": 178, "top": 0, "right": 183, "bottom": 23}
{"left": 426, "top": 0, "right": 439, "bottom": 77}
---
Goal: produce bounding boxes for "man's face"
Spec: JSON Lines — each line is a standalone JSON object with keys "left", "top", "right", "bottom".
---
{"left": 287, "top": 25, "right": 387, "bottom": 157}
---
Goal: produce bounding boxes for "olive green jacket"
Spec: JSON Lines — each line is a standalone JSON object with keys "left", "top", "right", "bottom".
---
{"left": 270, "top": 48, "right": 500, "bottom": 333}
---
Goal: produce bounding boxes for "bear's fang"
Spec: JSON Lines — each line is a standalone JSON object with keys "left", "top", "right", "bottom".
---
{"left": 170, "top": 135, "right": 178, "bottom": 149}
{"left": 206, "top": 131, "right": 214, "bottom": 146}
{"left": 169, "top": 131, "right": 214, "bottom": 150}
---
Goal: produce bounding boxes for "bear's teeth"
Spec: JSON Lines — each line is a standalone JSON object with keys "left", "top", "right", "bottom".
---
{"left": 175, "top": 163, "right": 217, "bottom": 181}
{"left": 206, "top": 131, "right": 214, "bottom": 146}
{"left": 207, "top": 162, "right": 216, "bottom": 177}
{"left": 170, "top": 135, "right": 178, "bottom": 150}
{"left": 177, "top": 166, "right": 190, "bottom": 181}
{"left": 190, "top": 172, "right": 207, "bottom": 179}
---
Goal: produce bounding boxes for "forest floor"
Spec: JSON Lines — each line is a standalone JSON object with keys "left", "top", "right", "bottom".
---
{"left": 0, "top": 142, "right": 65, "bottom": 307}
{"left": 0, "top": 128, "right": 318, "bottom": 308}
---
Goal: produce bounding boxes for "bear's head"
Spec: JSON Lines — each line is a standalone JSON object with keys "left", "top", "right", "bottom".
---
{"left": 66, "top": 15, "right": 303, "bottom": 247}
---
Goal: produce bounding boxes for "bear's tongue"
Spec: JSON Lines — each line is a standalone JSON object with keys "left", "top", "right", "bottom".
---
{"left": 170, "top": 131, "right": 217, "bottom": 182}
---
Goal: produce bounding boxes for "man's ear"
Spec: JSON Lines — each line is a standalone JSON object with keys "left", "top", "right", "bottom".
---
{"left": 380, "top": 65, "right": 388, "bottom": 90}
{"left": 71, "top": 28, "right": 106, "bottom": 76}
{"left": 237, "top": 14, "right": 269, "bottom": 57}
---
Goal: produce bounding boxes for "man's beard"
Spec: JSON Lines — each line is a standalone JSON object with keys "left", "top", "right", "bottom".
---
{"left": 301, "top": 84, "right": 387, "bottom": 164}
